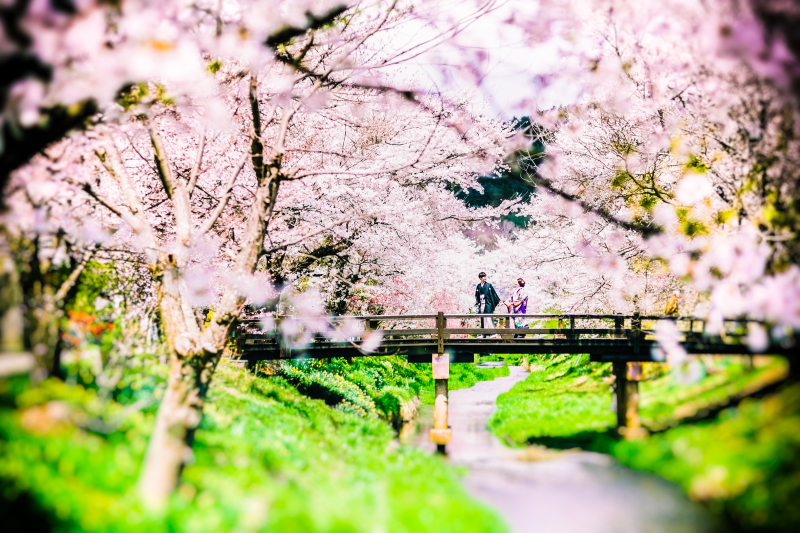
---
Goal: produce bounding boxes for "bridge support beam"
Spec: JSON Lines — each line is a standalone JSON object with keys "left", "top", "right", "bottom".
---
{"left": 430, "top": 353, "right": 451, "bottom": 454}
{"left": 613, "top": 362, "right": 647, "bottom": 439}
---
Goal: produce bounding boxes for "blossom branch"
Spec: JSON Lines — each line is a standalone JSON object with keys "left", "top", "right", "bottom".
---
{"left": 524, "top": 170, "right": 661, "bottom": 237}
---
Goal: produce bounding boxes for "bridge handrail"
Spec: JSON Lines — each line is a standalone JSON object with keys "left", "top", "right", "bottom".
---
{"left": 239, "top": 313, "right": 765, "bottom": 323}
{"left": 234, "top": 311, "right": 791, "bottom": 362}
{"left": 240, "top": 329, "right": 743, "bottom": 338}
{"left": 236, "top": 313, "right": 763, "bottom": 346}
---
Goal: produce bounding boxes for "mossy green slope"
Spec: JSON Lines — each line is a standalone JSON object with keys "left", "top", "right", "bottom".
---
{"left": 415, "top": 362, "right": 509, "bottom": 405}
{"left": 0, "top": 365, "right": 507, "bottom": 533}
{"left": 487, "top": 353, "right": 797, "bottom": 532}
{"left": 489, "top": 355, "right": 787, "bottom": 446}
{"left": 488, "top": 355, "right": 615, "bottom": 446}
{"left": 605, "top": 384, "right": 800, "bottom": 532}
{"left": 280, "top": 356, "right": 508, "bottom": 410}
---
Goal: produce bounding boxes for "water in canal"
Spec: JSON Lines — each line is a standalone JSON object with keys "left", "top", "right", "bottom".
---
{"left": 404, "top": 366, "right": 718, "bottom": 533}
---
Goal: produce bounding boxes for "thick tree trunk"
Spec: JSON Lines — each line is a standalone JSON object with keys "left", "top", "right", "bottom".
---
{"left": 137, "top": 204, "right": 279, "bottom": 506}
{"left": 137, "top": 74, "right": 284, "bottom": 508}
{"left": 0, "top": 248, "right": 25, "bottom": 354}
{"left": 138, "top": 351, "right": 210, "bottom": 508}
{"left": 137, "top": 261, "right": 221, "bottom": 507}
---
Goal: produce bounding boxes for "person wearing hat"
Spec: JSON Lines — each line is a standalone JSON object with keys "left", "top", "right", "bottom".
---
{"left": 475, "top": 272, "right": 500, "bottom": 337}
{"left": 505, "top": 278, "right": 529, "bottom": 338}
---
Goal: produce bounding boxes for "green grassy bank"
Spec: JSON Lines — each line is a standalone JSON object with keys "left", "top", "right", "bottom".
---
{"left": 488, "top": 354, "right": 797, "bottom": 531}
{"left": 606, "top": 384, "right": 800, "bottom": 531}
{"left": 0, "top": 359, "right": 508, "bottom": 533}
{"left": 277, "top": 356, "right": 508, "bottom": 414}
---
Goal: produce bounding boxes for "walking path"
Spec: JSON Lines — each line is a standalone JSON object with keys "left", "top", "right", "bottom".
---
{"left": 411, "top": 366, "right": 717, "bottom": 533}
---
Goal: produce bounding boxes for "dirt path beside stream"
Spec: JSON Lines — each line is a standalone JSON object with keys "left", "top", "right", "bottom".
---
{"left": 410, "top": 366, "right": 717, "bottom": 533}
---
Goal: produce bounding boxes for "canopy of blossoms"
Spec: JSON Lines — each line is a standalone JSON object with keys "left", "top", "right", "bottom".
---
{"left": 2, "top": 0, "right": 799, "bottom": 506}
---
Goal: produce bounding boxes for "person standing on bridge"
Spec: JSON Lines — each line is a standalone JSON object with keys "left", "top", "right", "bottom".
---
{"left": 505, "top": 278, "right": 529, "bottom": 338}
{"left": 475, "top": 272, "right": 500, "bottom": 337}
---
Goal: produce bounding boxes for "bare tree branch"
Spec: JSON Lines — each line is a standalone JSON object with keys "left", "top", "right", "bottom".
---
{"left": 149, "top": 125, "right": 178, "bottom": 201}
{"left": 149, "top": 123, "right": 193, "bottom": 244}
{"left": 187, "top": 131, "right": 206, "bottom": 197}
{"left": 262, "top": 212, "right": 373, "bottom": 255}
{"left": 196, "top": 152, "right": 250, "bottom": 237}
{"left": 54, "top": 246, "right": 96, "bottom": 302}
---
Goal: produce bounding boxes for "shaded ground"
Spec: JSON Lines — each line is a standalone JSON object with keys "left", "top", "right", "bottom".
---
{"left": 408, "top": 366, "right": 717, "bottom": 533}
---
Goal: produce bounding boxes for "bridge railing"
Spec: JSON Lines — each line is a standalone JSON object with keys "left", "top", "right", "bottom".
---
{"left": 237, "top": 312, "right": 766, "bottom": 349}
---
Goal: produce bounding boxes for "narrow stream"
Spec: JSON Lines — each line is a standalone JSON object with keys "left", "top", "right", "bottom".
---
{"left": 404, "top": 366, "right": 718, "bottom": 533}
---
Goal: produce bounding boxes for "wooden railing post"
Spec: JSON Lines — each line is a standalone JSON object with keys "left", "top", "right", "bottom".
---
{"left": 790, "top": 351, "right": 800, "bottom": 381}
{"left": 568, "top": 316, "right": 576, "bottom": 340}
{"left": 436, "top": 312, "right": 445, "bottom": 354}
{"left": 276, "top": 315, "right": 290, "bottom": 360}
{"left": 613, "top": 361, "right": 628, "bottom": 428}
{"left": 632, "top": 312, "right": 641, "bottom": 354}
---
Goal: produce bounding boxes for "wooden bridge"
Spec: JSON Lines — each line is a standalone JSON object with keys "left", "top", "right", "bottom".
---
{"left": 236, "top": 312, "right": 796, "bottom": 451}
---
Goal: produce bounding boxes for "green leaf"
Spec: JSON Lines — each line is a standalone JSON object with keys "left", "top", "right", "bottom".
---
{"left": 611, "top": 170, "right": 631, "bottom": 189}
{"left": 685, "top": 154, "right": 709, "bottom": 173}
{"left": 207, "top": 59, "right": 223, "bottom": 74}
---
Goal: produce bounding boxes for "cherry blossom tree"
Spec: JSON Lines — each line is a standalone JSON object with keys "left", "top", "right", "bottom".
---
{"left": 0, "top": 0, "right": 350, "bottom": 357}
{"left": 6, "top": 0, "right": 800, "bottom": 509}
{"left": 459, "top": 0, "right": 800, "bottom": 347}
{"left": 4, "top": 0, "right": 512, "bottom": 506}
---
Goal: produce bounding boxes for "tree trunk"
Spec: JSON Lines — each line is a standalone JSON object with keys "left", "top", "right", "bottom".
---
{"left": 137, "top": 261, "right": 220, "bottom": 507}
{"left": 0, "top": 247, "right": 25, "bottom": 354}
{"left": 137, "top": 78, "right": 283, "bottom": 507}
{"left": 137, "top": 351, "right": 212, "bottom": 507}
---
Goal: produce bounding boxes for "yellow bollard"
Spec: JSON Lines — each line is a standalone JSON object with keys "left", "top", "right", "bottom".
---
{"left": 430, "top": 353, "right": 451, "bottom": 453}
{"left": 614, "top": 362, "right": 648, "bottom": 439}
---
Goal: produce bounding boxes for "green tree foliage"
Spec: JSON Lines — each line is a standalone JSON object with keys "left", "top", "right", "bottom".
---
{"left": 451, "top": 117, "right": 543, "bottom": 228}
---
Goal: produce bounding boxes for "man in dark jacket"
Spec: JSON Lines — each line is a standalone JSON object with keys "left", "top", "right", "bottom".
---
{"left": 475, "top": 272, "right": 500, "bottom": 336}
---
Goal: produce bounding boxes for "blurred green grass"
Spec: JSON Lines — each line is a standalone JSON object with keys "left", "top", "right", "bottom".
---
{"left": 605, "top": 384, "right": 800, "bottom": 531}
{"left": 0, "top": 362, "right": 507, "bottom": 533}
{"left": 488, "top": 353, "right": 798, "bottom": 531}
